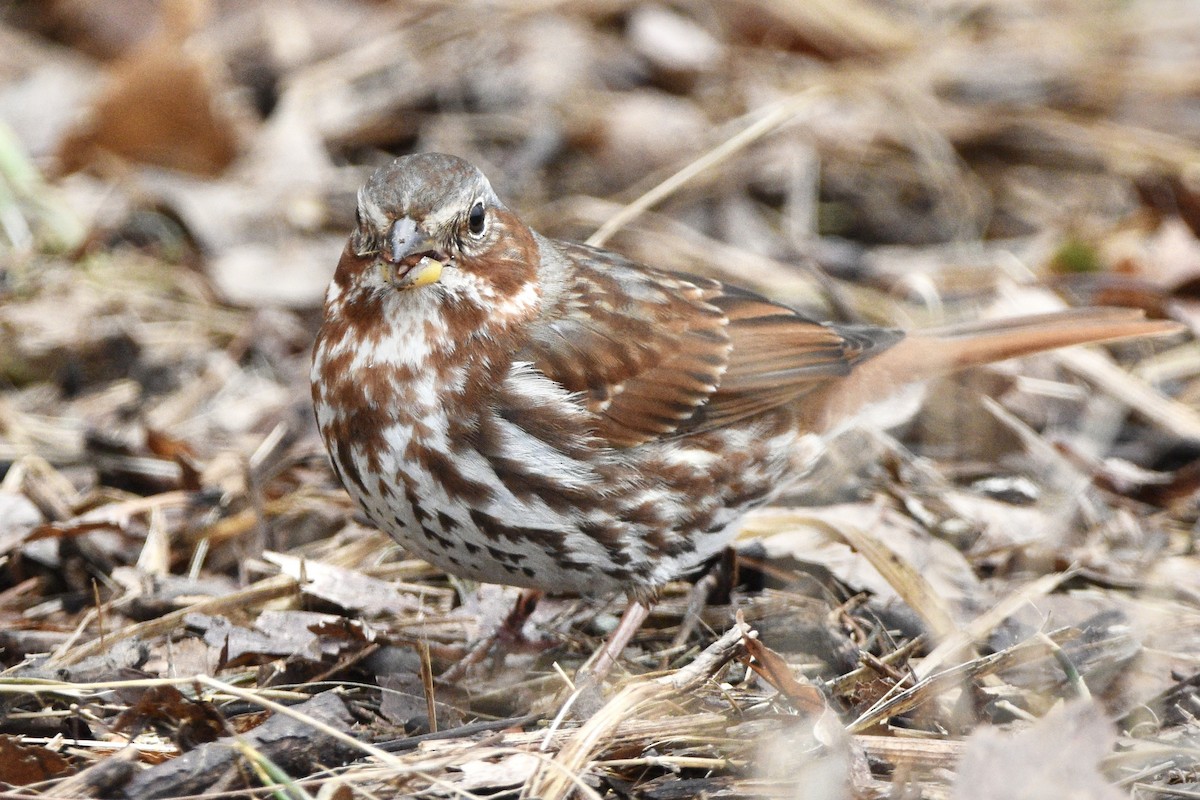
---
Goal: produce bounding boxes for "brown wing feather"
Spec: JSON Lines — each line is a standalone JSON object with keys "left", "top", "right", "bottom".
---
{"left": 522, "top": 242, "right": 732, "bottom": 447}
{"left": 680, "top": 295, "right": 903, "bottom": 433}
{"left": 522, "top": 240, "right": 903, "bottom": 447}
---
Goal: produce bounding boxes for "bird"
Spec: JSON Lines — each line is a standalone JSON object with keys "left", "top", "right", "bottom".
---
{"left": 311, "top": 152, "right": 1180, "bottom": 675}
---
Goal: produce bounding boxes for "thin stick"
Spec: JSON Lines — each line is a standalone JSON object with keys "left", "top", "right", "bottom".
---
{"left": 195, "top": 676, "right": 413, "bottom": 773}
{"left": 419, "top": 639, "right": 437, "bottom": 734}
{"left": 587, "top": 87, "right": 829, "bottom": 247}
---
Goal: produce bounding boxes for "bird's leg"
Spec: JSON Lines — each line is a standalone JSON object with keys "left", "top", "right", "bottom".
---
{"left": 575, "top": 598, "right": 652, "bottom": 687}
{"left": 576, "top": 554, "right": 737, "bottom": 685}
{"left": 494, "top": 588, "right": 545, "bottom": 650}
{"left": 666, "top": 571, "right": 719, "bottom": 665}
{"left": 439, "top": 588, "right": 546, "bottom": 683}
{"left": 667, "top": 548, "right": 739, "bottom": 666}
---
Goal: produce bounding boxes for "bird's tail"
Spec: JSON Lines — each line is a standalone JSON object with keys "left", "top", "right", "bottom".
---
{"left": 808, "top": 308, "right": 1183, "bottom": 433}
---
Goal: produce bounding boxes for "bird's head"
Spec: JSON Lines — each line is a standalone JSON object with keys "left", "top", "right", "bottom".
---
{"left": 331, "top": 153, "right": 543, "bottom": 326}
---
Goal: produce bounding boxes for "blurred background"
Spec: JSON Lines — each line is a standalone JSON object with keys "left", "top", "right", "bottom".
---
{"left": 7, "top": 0, "right": 1200, "bottom": 304}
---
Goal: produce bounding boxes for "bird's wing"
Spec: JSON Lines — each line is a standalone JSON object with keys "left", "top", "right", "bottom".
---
{"left": 689, "top": 289, "right": 903, "bottom": 433}
{"left": 520, "top": 241, "right": 901, "bottom": 447}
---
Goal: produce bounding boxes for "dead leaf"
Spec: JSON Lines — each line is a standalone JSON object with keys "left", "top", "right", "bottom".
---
{"left": 0, "top": 490, "right": 43, "bottom": 556}
{"left": 741, "top": 633, "right": 828, "bottom": 716}
{"left": 264, "top": 552, "right": 425, "bottom": 616}
{"left": 0, "top": 735, "right": 73, "bottom": 785}
{"left": 112, "top": 684, "right": 228, "bottom": 751}
{"left": 456, "top": 751, "right": 540, "bottom": 791}
{"left": 56, "top": 0, "right": 243, "bottom": 176}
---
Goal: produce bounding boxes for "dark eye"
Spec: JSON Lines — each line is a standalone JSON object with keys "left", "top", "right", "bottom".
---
{"left": 467, "top": 201, "right": 486, "bottom": 236}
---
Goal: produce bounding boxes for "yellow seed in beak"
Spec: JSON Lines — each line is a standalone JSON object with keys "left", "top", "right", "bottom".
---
{"left": 379, "top": 257, "right": 444, "bottom": 289}
{"left": 404, "top": 257, "right": 443, "bottom": 288}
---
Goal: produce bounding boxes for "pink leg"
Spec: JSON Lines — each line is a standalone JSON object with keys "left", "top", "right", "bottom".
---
{"left": 577, "top": 599, "right": 651, "bottom": 686}
{"left": 495, "top": 588, "right": 544, "bottom": 648}
{"left": 439, "top": 588, "right": 545, "bottom": 683}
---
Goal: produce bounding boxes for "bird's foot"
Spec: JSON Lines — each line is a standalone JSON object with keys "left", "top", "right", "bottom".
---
{"left": 439, "top": 589, "right": 553, "bottom": 683}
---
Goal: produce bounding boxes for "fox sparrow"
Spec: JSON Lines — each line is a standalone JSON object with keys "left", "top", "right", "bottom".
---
{"left": 312, "top": 153, "right": 1177, "bottom": 638}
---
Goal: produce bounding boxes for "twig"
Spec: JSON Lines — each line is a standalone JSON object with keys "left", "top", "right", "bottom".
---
{"left": 588, "top": 87, "right": 830, "bottom": 246}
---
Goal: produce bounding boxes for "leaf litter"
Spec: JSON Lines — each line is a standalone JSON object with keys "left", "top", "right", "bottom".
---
{"left": 2, "top": 0, "right": 1200, "bottom": 797}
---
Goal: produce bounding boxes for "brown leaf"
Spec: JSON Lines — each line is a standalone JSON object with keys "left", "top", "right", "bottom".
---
{"left": 55, "top": 0, "right": 242, "bottom": 176}
{"left": 187, "top": 610, "right": 377, "bottom": 670}
{"left": 112, "top": 685, "right": 229, "bottom": 751}
{"left": 741, "top": 633, "right": 827, "bottom": 716}
{"left": 0, "top": 735, "right": 73, "bottom": 785}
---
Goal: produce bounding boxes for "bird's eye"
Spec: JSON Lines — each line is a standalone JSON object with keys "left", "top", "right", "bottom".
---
{"left": 467, "top": 201, "right": 486, "bottom": 236}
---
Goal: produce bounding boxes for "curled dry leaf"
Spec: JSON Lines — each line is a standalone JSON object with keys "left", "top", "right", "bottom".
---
{"left": 741, "top": 633, "right": 828, "bottom": 716}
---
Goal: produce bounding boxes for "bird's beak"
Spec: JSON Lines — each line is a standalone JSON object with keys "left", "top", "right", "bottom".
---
{"left": 379, "top": 217, "right": 445, "bottom": 289}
